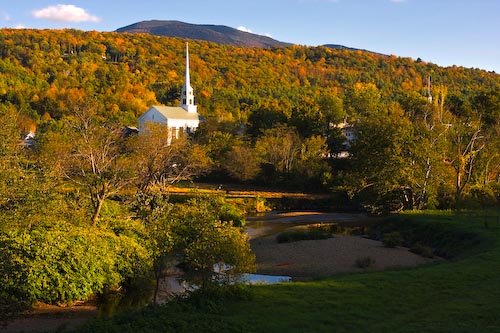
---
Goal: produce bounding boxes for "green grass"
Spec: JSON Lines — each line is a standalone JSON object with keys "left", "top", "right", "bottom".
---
{"left": 75, "top": 210, "right": 500, "bottom": 333}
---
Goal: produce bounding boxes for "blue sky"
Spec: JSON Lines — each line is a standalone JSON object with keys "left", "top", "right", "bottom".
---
{"left": 1, "top": 0, "right": 499, "bottom": 73}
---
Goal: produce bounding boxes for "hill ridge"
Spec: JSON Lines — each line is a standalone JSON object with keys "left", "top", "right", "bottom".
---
{"left": 116, "top": 20, "right": 292, "bottom": 48}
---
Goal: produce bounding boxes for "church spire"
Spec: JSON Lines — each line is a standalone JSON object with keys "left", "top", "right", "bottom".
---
{"left": 181, "top": 42, "right": 197, "bottom": 113}
{"left": 427, "top": 75, "right": 433, "bottom": 103}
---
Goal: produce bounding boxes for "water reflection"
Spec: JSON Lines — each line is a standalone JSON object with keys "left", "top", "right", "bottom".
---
{"left": 155, "top": 271, "right": 291, "bottom": 303}
{"left": 238, "top": 273, "right": 291, "bottom": 284}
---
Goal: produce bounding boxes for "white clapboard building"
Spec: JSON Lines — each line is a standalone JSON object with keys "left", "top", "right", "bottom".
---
{"left": 139, "top": 43, "right": 202, "bottom": 143}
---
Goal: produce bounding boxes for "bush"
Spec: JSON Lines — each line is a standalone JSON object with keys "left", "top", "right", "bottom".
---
{"left": 355, "top": 256, "right": 376, "bottom": 269}
{"left": 329, "top": 224, "right": 369, "bottom": 236}
{"left": 186, "top": 283, "right": 253, "bottom": 310}
{"left": 373, "top": 214, "right": 486, "bottom": 259}
{"left": 409, "top": 243, "right": 434, "bottom": 258}
{"left": 382, "top": 231, "right": 402, "bottom": 248}
{"left": 255, "top": 196, "right": 271, "bottom": 213}
{"left": 462, "top": 185, "right": 497, "bottom": 209}
{"left": 0, "top": 227, "right": 150, "bottom": 306}
{"left": 276, "top": 225, "right": 334, "bottom": 243}
{"left": 218, "top": 201, "right": 245, "bottom": 227}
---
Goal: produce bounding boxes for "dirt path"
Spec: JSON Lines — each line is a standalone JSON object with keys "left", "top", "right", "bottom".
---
{"left": 2, "top": 304, "right": 97, "bottom": 333}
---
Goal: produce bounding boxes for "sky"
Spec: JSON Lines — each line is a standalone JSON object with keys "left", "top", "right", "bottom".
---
{"left": 1, "top": 0, "right": 499, "bottom": 73}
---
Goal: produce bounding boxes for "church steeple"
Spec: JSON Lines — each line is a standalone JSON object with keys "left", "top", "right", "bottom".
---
{"left": 426, "top": 75, "right": 433, "bottom": 103}
{"left": 181, "top": 42, "right": 197, "bottom": 113}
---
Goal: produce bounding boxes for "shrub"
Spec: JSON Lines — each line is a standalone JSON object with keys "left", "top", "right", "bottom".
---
{"left": 373, "top": 215, "right": 485, "bottom": 259}
{"left": 355, "top": 256, "right": 376, "bottom": 269}
{"left": 409, "top": 243, "right": 434, "bottom": 258}
{"left": 218, "top": 201, "right": 245, "bottom": 227}
{"left": 186, "top": 283, "right": 253, "bottom": 310}
{"left": 329, "top": 224, "right": 369, "bottom": 236}
{"left": 276, "top": 230, "right": 307, "bottom": 243}
{"left": 0, "top": 227, "right": 150, "bottom": 307}
{"left": 255, "top": 196, "right": 271, "bottom": 213}
{"left": 462, "top": 185, "right": 497, "bottom": 209}
{"left": 276, "top": 225, "right": 333, "bottom": 243}
{"left": 382, "top": 231, "right": 402, "bottom": 248}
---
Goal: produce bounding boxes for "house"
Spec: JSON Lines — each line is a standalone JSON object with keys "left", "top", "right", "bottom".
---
{"left": 20, "top": 130, "right": 36, "bottom": 148}
{"left": 334, "top": 119, "right": 356, "bottom": 158}
{"left": 138, "top": 42, "right": 202, "bottom": 142}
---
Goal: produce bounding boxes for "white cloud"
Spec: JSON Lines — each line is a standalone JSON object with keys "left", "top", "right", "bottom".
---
{"left": 390, "top": 0, "right": 407, "bottom": 3}
{"left": 32, "top": 4, "right": 100, "bottom": 23}
{"left": 237, "top": 26, "right": 273, "bottom": 38}
{"left": 14, "top": 24, "right": 26, "bottom": 29}
{"left": 237, "top": 26, "right": 253, "bottom": 33}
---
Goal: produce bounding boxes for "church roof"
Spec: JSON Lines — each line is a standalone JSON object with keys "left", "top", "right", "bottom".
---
{"left": 147, "top": 105, "right": 201, "bottom": 121}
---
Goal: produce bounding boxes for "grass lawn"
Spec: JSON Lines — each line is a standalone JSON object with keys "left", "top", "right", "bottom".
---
{"left": 76, "top": 210, "right": 500, "bottom": 333}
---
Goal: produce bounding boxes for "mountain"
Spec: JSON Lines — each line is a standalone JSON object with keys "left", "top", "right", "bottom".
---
{"left": 117, "top": 20, "right": 377, "bottom": 53}
{"left": 323, "top": 44, "right": 385, "bottom": 56}
{"left": 116, "top": 20, "right": 292, "bottom": 48}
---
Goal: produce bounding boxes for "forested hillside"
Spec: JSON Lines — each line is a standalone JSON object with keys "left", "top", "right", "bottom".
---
{"left": 2, "top": 27, "right": 500, "bottom": 211}
{"left": 1, "top": 28, "right": 498, "bottom": 128}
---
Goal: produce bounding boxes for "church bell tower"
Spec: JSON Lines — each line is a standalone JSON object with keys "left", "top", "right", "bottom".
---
{"left": 180, "top": 42, "right": 198, "bottom": 113}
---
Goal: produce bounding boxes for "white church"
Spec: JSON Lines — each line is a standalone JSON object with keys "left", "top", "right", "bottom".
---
{"left": 138, "top": 43, "right": 202, "bottom": 141}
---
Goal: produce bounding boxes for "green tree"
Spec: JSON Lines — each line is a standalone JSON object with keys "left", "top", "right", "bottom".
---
{"left": 479, "top": 121, "right": 500, "bottom": 186}
{"left": 132, "top": 190, "right": 175, "bottom": 304}
{"left": 293, "top": 135, "right": 332, "bottom": 190}
{"left": 346, "top": 102, "right": 415, "bottom": 213}
{"left": 172, "top": 197, "right": 255, "bottom": 288}
{"left": 0, "top": 103, "right": 24, "bottom": 220}
{"left": 319, "top": 94, "right": 345, "bottom": 128}
{"left": 410, "top": 100, "right": 454, "bottom": 209}
{"left": 290, "top": 97, "right": 323, "bottom": 138}
{"left": 247, "top": 105, "right": 288, "bottom": 138}
{"left": 346, "top": 82, "right": 381, "bottom": 117}
{"left": 446, "top": 119, "right": 486, "bottom": 207}
{"left": 472, "top": 88, "right": 500, "bottom": 125}
{"left": 0, "top": 104, "right": 57, "bottom": 231}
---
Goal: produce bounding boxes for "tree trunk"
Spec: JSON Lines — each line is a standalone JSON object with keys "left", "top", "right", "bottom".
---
{"left": 153, "top": 269, "right": 161, "bottom": 305}
{"left": 91, "top": 197, "right": 104, "bottom": 226}
{"left": 419, "top": 157, "right": 432, "bottom": 209}
{"left": 454, "top": 164, "right": 464, "bottom": 208}
{"left": 91, "top": 183, "right": 109, "bottom": 226}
